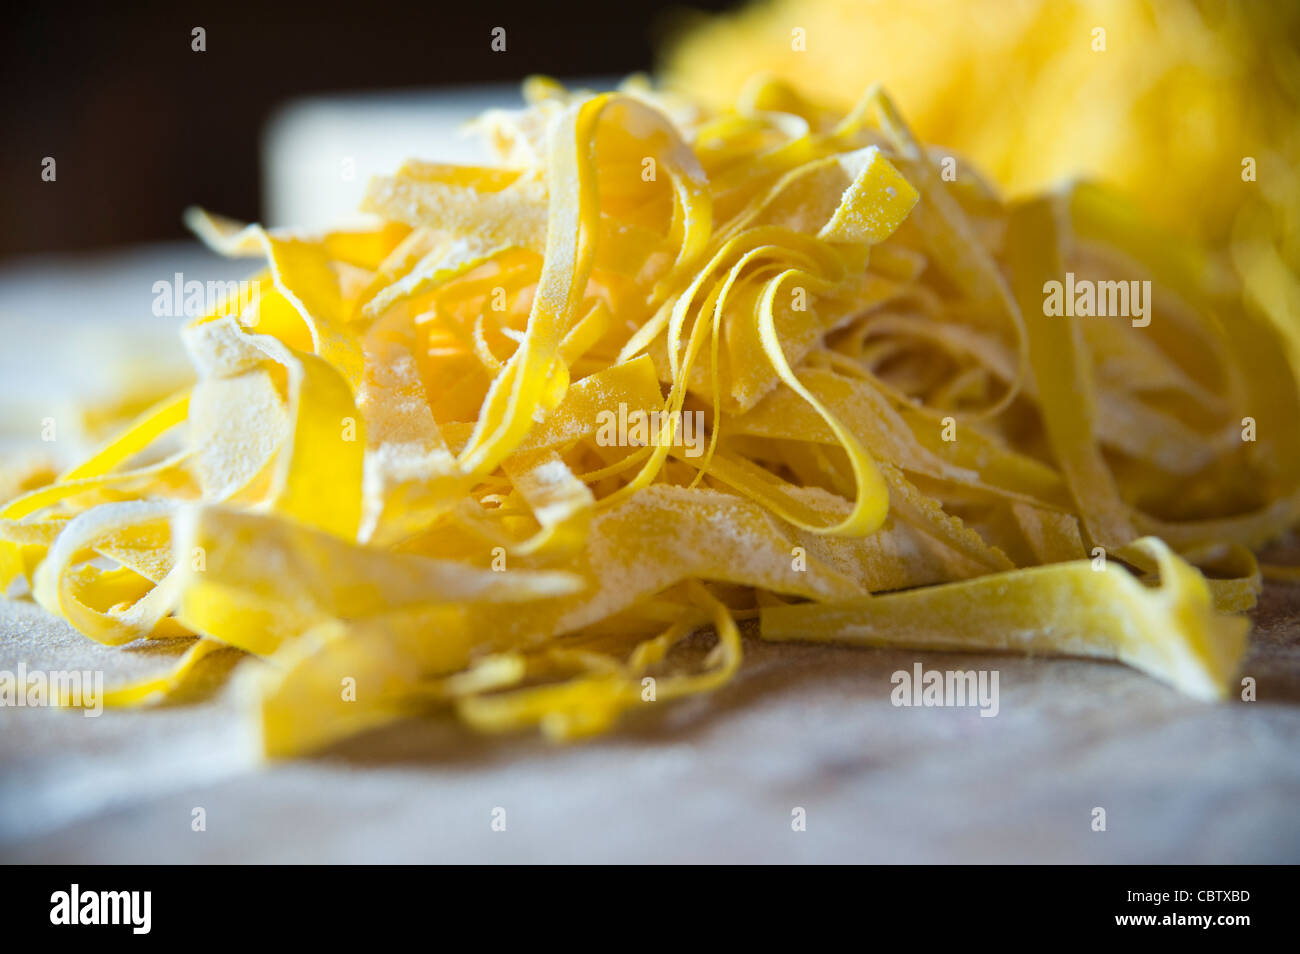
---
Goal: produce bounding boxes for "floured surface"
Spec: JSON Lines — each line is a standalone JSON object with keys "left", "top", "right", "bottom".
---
{"left": 1, "top": 189, "right": 1296, "bottom": 864}
{"left": 2, "top": 573, "right": 1297, "bottom": 863}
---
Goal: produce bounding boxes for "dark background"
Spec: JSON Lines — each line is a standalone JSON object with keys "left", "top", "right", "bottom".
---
{"left": 1, "top": 0, "right": 741, "bottom": 260}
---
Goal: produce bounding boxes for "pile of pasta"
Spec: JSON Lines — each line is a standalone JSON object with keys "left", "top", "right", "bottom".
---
{"left": 3, "top": 76, "right": 1295, "bottom": 757}
{"left": 664, "top": 0, "right": 1300, "bottom": 257}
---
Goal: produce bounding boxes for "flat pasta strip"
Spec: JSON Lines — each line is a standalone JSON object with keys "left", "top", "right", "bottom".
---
{"left": 3, "top": 75, "right": 1286, "bottom": 756}
{"left": 760, "top": 538, "right": 1247, "bottom": 701}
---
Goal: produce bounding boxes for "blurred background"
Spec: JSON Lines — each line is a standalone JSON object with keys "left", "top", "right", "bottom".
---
{"left": 0, "top": 0, "right": 741, "bottom": 259}
{"left": 5, "top": 0, "right": 1297, "bottom": 258}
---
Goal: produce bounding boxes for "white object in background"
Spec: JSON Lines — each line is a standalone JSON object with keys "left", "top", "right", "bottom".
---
{"left": 261, "top": 83, "right": 522, "bottom": 231}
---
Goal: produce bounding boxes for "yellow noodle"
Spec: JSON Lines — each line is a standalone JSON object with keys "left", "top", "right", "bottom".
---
{"left": 3, "top": 76, "right": 1288, "bottom": 756}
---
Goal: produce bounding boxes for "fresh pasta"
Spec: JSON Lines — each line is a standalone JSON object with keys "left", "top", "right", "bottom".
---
{"left": 2, "top": 76, "right": 1289, "bottom": 757}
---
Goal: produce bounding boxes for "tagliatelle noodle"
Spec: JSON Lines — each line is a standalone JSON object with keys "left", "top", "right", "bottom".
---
{"left": 3, "top": 77, "right": 1292, "bottom": 755}
{"left": 762, "top": 537, "right": 1248, "bottom": 701}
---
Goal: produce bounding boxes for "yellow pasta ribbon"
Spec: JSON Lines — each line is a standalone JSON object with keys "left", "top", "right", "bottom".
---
{"left": 3, "top": 75, "right": 1285, "bottom": 757}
